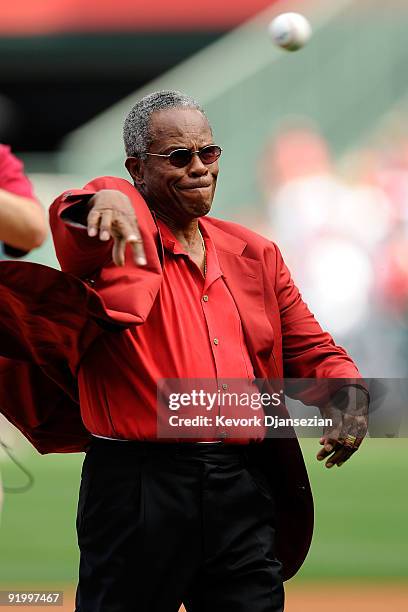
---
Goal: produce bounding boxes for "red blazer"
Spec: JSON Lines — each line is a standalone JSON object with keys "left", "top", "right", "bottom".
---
{"left": 0, "top": 176, "right": 362, "bottom": 580}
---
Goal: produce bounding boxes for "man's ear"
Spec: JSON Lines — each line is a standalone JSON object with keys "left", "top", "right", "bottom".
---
{"left": 125, "top": 157, "right": 144, "bottom": 187}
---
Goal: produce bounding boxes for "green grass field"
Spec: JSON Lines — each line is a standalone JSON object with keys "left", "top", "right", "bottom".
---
{"left": 0, "top": 438, "right": 407, "bottom": 586}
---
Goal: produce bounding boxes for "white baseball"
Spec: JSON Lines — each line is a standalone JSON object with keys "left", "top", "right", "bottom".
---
{"left": 268, "top": 12, "right": 312, "bottom": 52}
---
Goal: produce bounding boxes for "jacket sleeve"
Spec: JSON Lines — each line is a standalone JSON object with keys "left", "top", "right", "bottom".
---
{"left": 274, "top": 244, "right": 362, "bottom": 380}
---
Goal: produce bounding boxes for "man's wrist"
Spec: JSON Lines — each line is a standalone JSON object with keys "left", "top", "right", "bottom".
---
{"left": 340, "top": 383, "right": 370, "bottom": 401}
{"left": 331, "top": 384, "right": 370, "bottom": 415}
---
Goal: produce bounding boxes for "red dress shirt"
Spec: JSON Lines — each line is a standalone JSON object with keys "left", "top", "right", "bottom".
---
{"left": 78, "top": 219, "right": 264, "bottom": 443}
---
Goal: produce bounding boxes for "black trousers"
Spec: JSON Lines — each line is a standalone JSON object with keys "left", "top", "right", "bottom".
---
{"left": 75, "top": 438, "right": 284, "bottom": 612}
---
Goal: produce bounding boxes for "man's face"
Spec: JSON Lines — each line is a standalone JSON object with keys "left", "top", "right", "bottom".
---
{"left": 127, "top": 108, "right": 219, "bottom": 222}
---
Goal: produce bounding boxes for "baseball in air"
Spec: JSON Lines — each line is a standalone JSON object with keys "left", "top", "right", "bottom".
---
{"left": 268, "top": 12, "right": 312, "bottom": 51}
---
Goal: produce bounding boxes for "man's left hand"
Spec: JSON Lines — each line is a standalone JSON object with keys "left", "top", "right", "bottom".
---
{"left": 317, "top": 385, "right": 369, "bottom": 468}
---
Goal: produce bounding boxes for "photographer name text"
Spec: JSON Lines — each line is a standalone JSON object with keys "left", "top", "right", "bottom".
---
{"left": 167, "top": 415, "right": 333, "bottom": 428}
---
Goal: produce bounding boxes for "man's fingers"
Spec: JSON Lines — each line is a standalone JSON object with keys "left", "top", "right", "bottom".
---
{"left": 128, "top": 235, "right": 147, "bottom": 266}
{"left": 324, "top": 446, "right": 346, "bottom": 468}
{"left": 86, "top": 204, "right": 146, "bottom": 267}
{"left": 87, "top": 208, "right": 102, "bottom": 237}
{"left": 317, "top": 435, "right": 358, "bottom": 467}
{"left": 112, "top": 237, "right": 126, "bottom": 267}
{"left": 99, "top": 209, "right": 113, "bottom": 241}
{"left": 317, "top": 444, "right": 338, "bottom": 461}
{"left": 317, "top": 390, "right": 368, "bottom": 469}
{"left": 317, "top": 435, "right": 340, "bottom": 459}
{"left": 113, "top": 235, "right": 146, "bottom": 267}
{"left": 112, "top": 217, "right": 146, "bottom": 266}
{"left": 325, "top": 446, "right": 355, "bottom": 468}
{"left": 111, "top": 226, "right": 146, "bottom": 266}
{"left": 85, "top": 196, "right": 146, "bottom": 266}
{"left": 87, "top": 207, "right": 115, "bottom": 241}
{"left": 317, "top": 449, "right": 328, "bottom": 461}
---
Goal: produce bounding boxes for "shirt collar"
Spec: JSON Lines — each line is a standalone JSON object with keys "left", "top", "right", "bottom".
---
{"left": 156, "top": 218, "right": 223, "bottom": 289}
{"left": 156, "top": 218, "right": 185, "bottom": 255}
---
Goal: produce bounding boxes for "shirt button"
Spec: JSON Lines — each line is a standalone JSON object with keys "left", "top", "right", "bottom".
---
{"left": 213, "top": 338, "right": 219, "bottom": 346}
{"left": 202, "top": 295, "right": 209, "bottom": 302}
{"left": 222, "top": 383, "right": 228, "bottom": 390}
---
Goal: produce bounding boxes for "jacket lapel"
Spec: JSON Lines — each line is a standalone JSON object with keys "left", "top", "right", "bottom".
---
{"left": 202, "top": 220, "right": 277, "bottom": 377}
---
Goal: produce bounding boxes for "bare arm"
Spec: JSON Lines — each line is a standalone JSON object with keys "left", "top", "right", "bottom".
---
{"left": 0, "top": 189, "right": 47, "bottom": 252}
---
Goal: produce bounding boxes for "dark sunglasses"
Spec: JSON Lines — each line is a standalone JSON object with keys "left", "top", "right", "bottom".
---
{"left": 146, "top": 144, "right": 222, "bottom": 168}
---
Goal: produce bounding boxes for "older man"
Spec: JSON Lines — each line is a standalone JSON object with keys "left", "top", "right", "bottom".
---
{"left": 0, "top": 91, "right": 368, "bottom": 612}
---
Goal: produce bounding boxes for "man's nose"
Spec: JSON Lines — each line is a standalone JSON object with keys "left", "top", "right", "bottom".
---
{"left": 187, "top": 152, "right": 208, "bottom": 176}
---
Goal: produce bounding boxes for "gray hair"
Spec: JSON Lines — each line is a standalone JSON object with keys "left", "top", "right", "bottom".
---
{"left": 123, "top": 90, "right": 207, "bottom": 159}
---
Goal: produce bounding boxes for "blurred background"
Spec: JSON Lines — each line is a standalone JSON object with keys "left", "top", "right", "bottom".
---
{"left": 1, "top": 0, "right": 407, "bottom": 609}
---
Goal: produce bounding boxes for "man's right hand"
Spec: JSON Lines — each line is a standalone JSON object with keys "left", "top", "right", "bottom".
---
{"left": 86, "top": 189, "right": 147, "bottom": 267}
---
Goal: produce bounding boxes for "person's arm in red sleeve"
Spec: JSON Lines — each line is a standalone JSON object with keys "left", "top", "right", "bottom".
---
{"left": 49, "top": 178, "right": 146, "bottom": 278}
{"left": 273, "top": 243, "right": 369, "bottom": 468}
{"left": 0, "top": 145, "right": 47, "bottom": 253}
